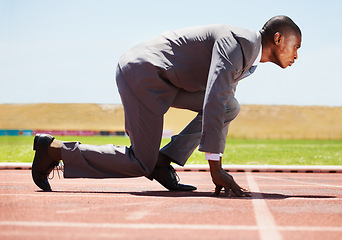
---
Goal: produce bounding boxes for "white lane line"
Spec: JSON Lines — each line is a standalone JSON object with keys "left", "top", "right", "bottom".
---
{"left": 0, "top": 221, "right": 341, "bottom": 232}
{"left": 255, "top": 175, "right": 342, "bottom": 188}
{"left": 246, "top": 172, "right": 283, "bottom": 240}
{"left": 0, "top": 221, "right": 256, "bottom": 230}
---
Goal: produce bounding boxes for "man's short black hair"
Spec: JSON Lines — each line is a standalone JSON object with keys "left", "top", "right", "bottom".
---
{"left": 260, "top": 15, "right": 301, "bottom": 38}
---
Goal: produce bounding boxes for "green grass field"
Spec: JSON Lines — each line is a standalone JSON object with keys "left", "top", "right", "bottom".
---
{"left": 1, "top": 136, "right": 341, "bottom": 165}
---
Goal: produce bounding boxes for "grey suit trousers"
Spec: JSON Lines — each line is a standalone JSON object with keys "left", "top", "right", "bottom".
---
{"left": 61, "top": 74, "right": 240, "bottom": 178}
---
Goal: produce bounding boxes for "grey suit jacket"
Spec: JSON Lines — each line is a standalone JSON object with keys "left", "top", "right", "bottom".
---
{"left": 118, "top": 24, "right": 261, "bottom": 153}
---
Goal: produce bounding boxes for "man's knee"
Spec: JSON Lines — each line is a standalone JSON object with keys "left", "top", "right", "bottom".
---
{"left": 225, "top": 98, "right": 240, "bottom": 123}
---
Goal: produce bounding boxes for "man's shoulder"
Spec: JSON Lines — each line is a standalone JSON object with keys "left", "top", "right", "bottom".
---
{"left": 229, "top": 27, "right": 259, "bottom": 44}
{"left": 228, "top": 27, "right": 261, "bottom": 59}
{"left": 200, "top": 25, "right": 259, "bottom": 49}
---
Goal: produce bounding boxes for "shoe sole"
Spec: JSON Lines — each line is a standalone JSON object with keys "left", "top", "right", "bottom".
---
{"left": 32, "top": 134, "right": 54, "bottom": 192}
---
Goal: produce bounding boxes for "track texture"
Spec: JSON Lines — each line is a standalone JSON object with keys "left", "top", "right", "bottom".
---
{"left": 1, "top": 170, "right": 341, "bottom": 240}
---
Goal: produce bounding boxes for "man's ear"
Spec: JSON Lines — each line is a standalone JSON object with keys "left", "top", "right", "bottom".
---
{"left": 273, "top": 32, "right": 282, "bottom": 45}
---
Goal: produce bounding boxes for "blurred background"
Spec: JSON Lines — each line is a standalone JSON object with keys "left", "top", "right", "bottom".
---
{"left": 0, "top": 0, "right": 341, "bottom": 139}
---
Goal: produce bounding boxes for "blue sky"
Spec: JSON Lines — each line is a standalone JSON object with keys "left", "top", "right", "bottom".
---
{"left": 1, "top": 0, "right": 342, "bottom": 106}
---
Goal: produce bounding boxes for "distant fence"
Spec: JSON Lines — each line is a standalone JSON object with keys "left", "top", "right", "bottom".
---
{"left": 0, "top": 130, "right": 33, "bottom": 136}
{"left": 0, "top": 129, "right": 174, "bottom": 138}
{"left": 0, "top": 129, "right": 126, "bottom": 137}
{"left": 1, "top": 129, "right": 341, "bottom": 140}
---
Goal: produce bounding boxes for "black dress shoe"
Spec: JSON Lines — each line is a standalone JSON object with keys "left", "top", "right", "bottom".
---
{"left": 32, "top": 134, "right": 59, "bottom": 191}
{"left": 149, "top": 165, "right": 197, "bottom": 191}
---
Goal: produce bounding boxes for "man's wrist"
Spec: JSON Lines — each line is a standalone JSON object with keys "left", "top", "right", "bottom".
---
{"left": 208, "top": 159, "right": 222, "bottom": 172}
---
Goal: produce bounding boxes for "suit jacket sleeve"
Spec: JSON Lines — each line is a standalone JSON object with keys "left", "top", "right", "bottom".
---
{"left": 198, "top": 36, "right": 243, "bottom": 154}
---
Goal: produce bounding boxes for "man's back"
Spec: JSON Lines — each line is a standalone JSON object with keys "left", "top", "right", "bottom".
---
{"left": 119, "top": 25, "right": 259, "bottom": 91}
{"left": 117, "top": 24, "right": 260, "bottom": 115}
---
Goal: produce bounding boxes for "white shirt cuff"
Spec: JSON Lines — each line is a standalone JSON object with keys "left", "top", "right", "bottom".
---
{"left": 205, "top": 152, "right": 223, "bottom": 161}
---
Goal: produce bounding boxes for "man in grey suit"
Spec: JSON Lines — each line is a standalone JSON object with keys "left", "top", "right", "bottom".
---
{"left": 32, "top": 15, "right": 301, "bottom": 196}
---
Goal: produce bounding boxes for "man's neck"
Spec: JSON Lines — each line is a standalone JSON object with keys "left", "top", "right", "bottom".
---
{"left": 260, "top": 33, "right": 273, "bottom": 63}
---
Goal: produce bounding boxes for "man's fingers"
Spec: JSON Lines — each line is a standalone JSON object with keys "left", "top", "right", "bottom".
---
{"left": 231, "top": 182, "right": 251, "bottom": 197}
{"left": 210, "top": 169, "right": 250, "bottom": 197}
{"left": 235, "top": 183, "right": 250, "bottom": 193}
{"left": 231, "top": 185, "right": 243, "bottom": 197}
{"left": 212, "top": 185, "right": 232, "bottom": 197}
{"left": 223, "top": 186, "right": 231, "bottom": 196}
{"left": 234, "top": 186, "right": 251, "bottom": 197}
{"left": 213, "top": 185, "right": 223, "bottom": 196}
{"left": 240, "top": 186, "right": 251, "bottom": 197}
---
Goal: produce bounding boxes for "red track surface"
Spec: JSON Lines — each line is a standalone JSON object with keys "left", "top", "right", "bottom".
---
{"left": 0, "top": 170, "right": 341, "bottom": 240}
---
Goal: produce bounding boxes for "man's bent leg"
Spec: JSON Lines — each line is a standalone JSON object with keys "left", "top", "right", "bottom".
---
{"left": 159, "top": 90, "right": 204, "bottom": 166}
{"left": 160, "top": 113, "right": 202, "bottom": 166}
{"left": 216, "top": 96, "right": 241, "bottom": 152}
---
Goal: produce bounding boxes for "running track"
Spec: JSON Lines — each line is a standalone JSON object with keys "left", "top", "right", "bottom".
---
{"left": 0, "top": 169, "right": 341, "bottom": 240}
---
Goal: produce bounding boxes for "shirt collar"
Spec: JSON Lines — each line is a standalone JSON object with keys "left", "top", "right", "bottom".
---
{"left": 252, "top": 33, "right": 262, "bottom": 66}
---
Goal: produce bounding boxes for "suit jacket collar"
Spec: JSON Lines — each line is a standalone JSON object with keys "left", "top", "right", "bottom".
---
{"left": 234, "top": 31, "right": 262, "bottom": 81}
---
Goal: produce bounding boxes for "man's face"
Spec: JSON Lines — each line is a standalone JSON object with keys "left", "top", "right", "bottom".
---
{"left": 274, "top": 32, "right": 302, "bottom": 68}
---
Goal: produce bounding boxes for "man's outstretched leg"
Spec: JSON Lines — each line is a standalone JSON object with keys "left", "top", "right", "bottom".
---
{"left": 31, "top": 133, "right": 196, "bottom": 192}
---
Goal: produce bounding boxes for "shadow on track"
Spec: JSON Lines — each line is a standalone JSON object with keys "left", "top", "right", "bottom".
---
{"left": 52, "top": 190, "right": 336, "bottom": 199}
